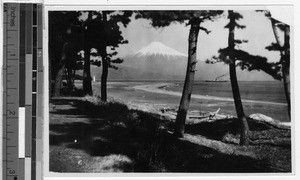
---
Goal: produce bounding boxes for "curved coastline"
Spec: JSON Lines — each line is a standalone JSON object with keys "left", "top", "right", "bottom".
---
{"left": 132, "top": 83, "right": 288, "bottom": 106}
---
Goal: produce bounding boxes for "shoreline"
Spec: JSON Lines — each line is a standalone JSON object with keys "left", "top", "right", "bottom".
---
{"left": 132, "top": 83, "right": 288, "bottom": 106}
{"left": 131, "top": 82, "right": 290, "bottom": 126}
{"left": 89, "top": 81, "right": 290, "bottom": 125}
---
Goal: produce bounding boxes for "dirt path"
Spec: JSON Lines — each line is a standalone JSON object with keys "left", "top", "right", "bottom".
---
{"left": 50, "top": 98, "right": 135, "bottom": 172}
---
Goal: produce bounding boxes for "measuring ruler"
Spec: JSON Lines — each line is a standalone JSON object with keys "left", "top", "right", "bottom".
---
{"left": 2, "top": 3, "right": 43, "bottom": 180}
{"left": 3, "top": 3, "right": 20, "bottom": 180}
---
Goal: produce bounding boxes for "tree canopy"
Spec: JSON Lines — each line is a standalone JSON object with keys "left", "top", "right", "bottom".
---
{"left": 207, "top": 11, "right": 282, "bottom": 81}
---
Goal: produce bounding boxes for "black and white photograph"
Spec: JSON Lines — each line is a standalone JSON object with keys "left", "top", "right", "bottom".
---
{"left": 48, "top": 8, "right": 292, "bottom": 173}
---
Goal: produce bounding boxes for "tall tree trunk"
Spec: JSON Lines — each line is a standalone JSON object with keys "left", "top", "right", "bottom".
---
{"left": 82, "top": 12, "right": 93, "bottom": 95}
{"left": 53, "top": 42, "right": 68, "bottom": 97}
{"left": 174, "top": 20, "right": 200, "bottom": 137}
{"left": 49, "top": 55, "right": 53, "bottom": 96}
{"left": 100, "top": 11, "right": 108, "bottom": 102}
{"left": 101, "top": 47, "right": 108, "bottom": 102}
{"left": 283, "top": 26, "right": 290, "bottom": 118}
{"left": 53, "top": 65, "right": 65, "bottom": 97}
{"left": 83, "top": 45, "right": 92, "bottom": 95}
{"left": 228, "top": 10, "right": 249, "bottom": 146}
{"left": 66, "top": 67, "right": 74, "bottom": 94}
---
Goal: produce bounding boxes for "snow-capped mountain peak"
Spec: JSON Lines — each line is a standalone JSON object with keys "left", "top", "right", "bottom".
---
{"left": 134, "top": 41, "right": 187, "bottom": 58}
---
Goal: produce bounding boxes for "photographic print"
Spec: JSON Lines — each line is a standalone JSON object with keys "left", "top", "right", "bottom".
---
{"left": 48, "top": 8, "right": 292, "bottom": 173}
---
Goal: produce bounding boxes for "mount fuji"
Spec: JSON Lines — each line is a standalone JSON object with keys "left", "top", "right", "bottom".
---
{"left": 134, "top": 41, "right": 187, "bottom": 58}
{"left": 117, "top": 41, "right": 188, "bottom": 79}
{"left": 90, "top": 41, "right": 274, "bottom": 81}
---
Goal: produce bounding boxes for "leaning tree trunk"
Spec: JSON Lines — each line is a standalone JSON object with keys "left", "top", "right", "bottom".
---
{"left": 174, "top": 20, "right": 200, "bottom": 138}
{"left": 270, "top": 18, "right": 283, "bottom": 56}
{"left": 52, "top": 42, "right": 68, "bottom": 97}
{"left": 228, "top": 10, "right": 250, "bottom": 146}
{"left": 101, "top": 45, "right": 108, "bottom": 102}
{"left": 82, "top": 12, "right": 93, "bottom": 96}
{"left": 270, "top": 17, "right": 291, "bottom": 118}
{"left": 229, "top": 62, "right": 250, "bottom": 145}
{"left": 282, "top": 26, "right": 290, "bottom": 118}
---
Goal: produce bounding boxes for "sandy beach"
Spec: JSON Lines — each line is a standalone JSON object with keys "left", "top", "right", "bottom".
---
{"left": 131, "top": 83, "right": 290, "bottom": 126}
{"left": 94, "top": 81, "right": 289, "bottom": 124}
{"left": 78, "top": 80, "right": 291, "bottom": 124}
{"left": 132, "top": 83, "right": 288, "bottom": 106}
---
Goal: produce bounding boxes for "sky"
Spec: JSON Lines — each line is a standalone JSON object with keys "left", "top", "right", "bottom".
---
{"left": 115, "top": 10, "right": 283, "bottom": 63}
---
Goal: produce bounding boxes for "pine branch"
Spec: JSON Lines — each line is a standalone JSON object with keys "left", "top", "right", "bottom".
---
{"left": 224, "top": 21, "right": 245, "bottom": 29}
{"left": 236, "top": 24, "right": 246, "bottom": 29}
{"left": 233, "top": 49, "right": 282, "bottom": 80}
{"left": 110, "top": 58, "right": 124, "bottom": 64}
{"left": 108, "top": 64, "right": 118, "bottom": 70}
{"left": 228, "top": 11, "right": 243, "bottom": 20}
{"left": 205, "top": 56, "right": 217, "bottom": 64}
{"left": 234, "top": 39, "right": 248, "bottom": 44}
{"left": 266, "top": 42, "right": 283, "bottom": 51}
{"left": 199, "top": 26, "right": 211, "bottom": 34}
{"left": 213, "top": 48, "right": 282, "bottom": 80}
{"left": 91, "top": 60, "right": 101, "bottom": 67}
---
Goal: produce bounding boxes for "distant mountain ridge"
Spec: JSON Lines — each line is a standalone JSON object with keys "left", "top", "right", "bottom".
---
{"left": 83, "top": 41, "right": 275, "bottom": 81}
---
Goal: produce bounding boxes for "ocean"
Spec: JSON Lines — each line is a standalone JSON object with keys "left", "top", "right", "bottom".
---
{"left": 97, "top": 80, "right": 290, "bottom": 122}
{"left": 164, "top": 81, "right": 289, "bottom": 122}
{"left": 166, "top": 81, "right": 287, "bottom": 104}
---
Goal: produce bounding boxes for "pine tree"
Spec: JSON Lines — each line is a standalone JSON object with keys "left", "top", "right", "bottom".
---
{"left": 208, "top": 11, "right": 254, "bottom": 145}
{"left": 258, "top": 10, "right": 291, "bottom": 118}
{"left": 136, "top": 10, "right": 223, "bottom": 137}
{"left": 207, "top": 11, "right": 287, "bottom": 145}
{"left": 226, "top": 11, "right": 250, "bottom": 145}
{"left": 49, "top": 11, "right": 82, "bottom": 97}
{"left": 88, "top": 11, "right": 132, "bottom": 101}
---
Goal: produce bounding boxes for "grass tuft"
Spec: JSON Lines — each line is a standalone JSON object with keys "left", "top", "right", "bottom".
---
{"left": 50, "top": 96, "right": 291, "bottom": 173}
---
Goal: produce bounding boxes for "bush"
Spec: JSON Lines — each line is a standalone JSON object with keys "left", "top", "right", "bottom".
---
{"left": 82, "top": 95, "right": 129, "bottom": 118}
